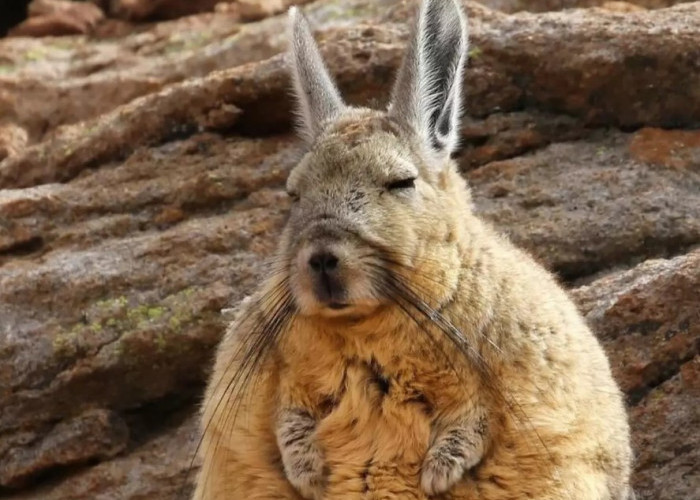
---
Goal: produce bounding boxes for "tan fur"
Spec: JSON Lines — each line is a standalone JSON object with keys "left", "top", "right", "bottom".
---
{"left": 194, "top": 3, "right": 633, "bottom": 498}
{"left": 194, "top": 111, "right": 633, "bottom": 499}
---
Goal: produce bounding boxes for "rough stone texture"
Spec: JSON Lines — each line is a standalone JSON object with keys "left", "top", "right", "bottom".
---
{"left": 628, "top": 359, "right": 699, "bottom": 500}
{"left": 0, "top": 123, "right": 28, "bottom": 162}
{"left": 629, "top": 127, "right": 700, "bottom": 170}
{"left": 0, "top": 0, "right": 699, "bottom": 498}
{"left": 107, "top": 0, "right": 224, "bottom": 21}
{"left": 573, "top": 250, "right": 700, "bottom": 500}
{"left": 459, "top": 111, "right": 590, "bottom": 169}
{"left": 1, "top": 409, "right": 129, "bottom": 488}
{"left": 0, "top": 0, "right": 398, "bottom": 145}
{"left": 1, "top": 1, "right": 698, "bottom": 154}
{"left": 467, "top": 130, "right": 700, "bottom": 278}
{"left": 574, "top": 249, "right": 700, "bottom": 401}
{"left": 8, "top": 0, "right": 106, "bottom": 38}
{"left": 6, "top": 410, "right": 199, "bottom": 500}
{"left": 236, "top": 0, "right": 316, "bottom": 21}
{"left": 487, "top": 0, "right": 695, "bottom": 12}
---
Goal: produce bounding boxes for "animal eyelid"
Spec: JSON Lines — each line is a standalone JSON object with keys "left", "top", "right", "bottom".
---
{"left": 385, "top": 177, "right": 417, "bottom": 190}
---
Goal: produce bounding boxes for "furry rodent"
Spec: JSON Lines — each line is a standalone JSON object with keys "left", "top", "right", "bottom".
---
{"left": 193, "top": 1, "right": 634, "bottom": 498}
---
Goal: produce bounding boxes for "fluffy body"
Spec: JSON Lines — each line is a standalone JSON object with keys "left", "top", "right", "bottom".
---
{"left": 194, "top": 1, "right": 633, "bottom": 499}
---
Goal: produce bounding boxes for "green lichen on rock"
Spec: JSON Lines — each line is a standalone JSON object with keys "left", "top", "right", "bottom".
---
{"left": 161, "top": 32, "right": 216, "bottom": 55}
{"left": 23, "top": 48, "right": 48, "bottom": 62}
{"left": 52, "top": 287, "right": 205, "bottom": 361}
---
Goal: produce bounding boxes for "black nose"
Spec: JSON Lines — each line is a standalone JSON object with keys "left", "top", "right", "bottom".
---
{"left": 308, "top": 252, "right": 339, "bottom": 274}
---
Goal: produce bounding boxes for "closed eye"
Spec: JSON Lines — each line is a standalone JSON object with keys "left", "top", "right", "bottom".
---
{"left": 286, "top": 191, "right": 300, "bottom": 201}
{"left": 385, "top": 178, "right": 416, "bottom": 191}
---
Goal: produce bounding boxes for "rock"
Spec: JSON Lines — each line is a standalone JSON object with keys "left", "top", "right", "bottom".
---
{"left": 629, "top": 128, "right": 700, "bottom": 170}
{"left": 573, "top": 249, "right": 700, "bottom": 401}
{"left": 597, "top": 1, "right": 647, "bottom": 12}
{"left": 0, "top": 133, "right": 296, "bottom": 486}
{"left": 571, "top": 250, "right": 700, "bottom": 498}
{"left": 8, "top": 0, "right": 105, "bottom": 37}
{"left": 108, "top": 0, "right": 222, "bottom": 21}
{"left": 0, "top": 0, "right": 398, "bottom": 143}
{"left": 0, "top": 409, "right": 129, "bottom": 488}
{"left": 480, "top": 0, "right": 689, "bottom": 13}
{"left": 461, "top": 1, "right": 700, "bottom": 127}
{"left": 459, "top": 111, "right": 589, "bottom": 169}
{"left": 6, "top": 410, "right": 199, "bottom": 500}
{"left": 0, "top": 20, "right": 406, "bottom": 187}
{"left": 237, "top": 0, "right": 314, "bottom": 22}
{"left": 4, "top": 2, "right": 700, "bottom": 186}
{"left": 0, "top": 75, "right": 244, "bottom": 187}
{"left": 0, "top": 123, "right": 28, "bottom": 161}
{"left": 628, "top": 359, "right": 699, "bottom": 500}
{"left": 467, "top": 132, "right": 700, "bottom": 278}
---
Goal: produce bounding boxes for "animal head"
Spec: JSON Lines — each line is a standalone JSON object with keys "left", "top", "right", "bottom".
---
{"left": 281, "top": 0, "right": 471, "bottom": 319}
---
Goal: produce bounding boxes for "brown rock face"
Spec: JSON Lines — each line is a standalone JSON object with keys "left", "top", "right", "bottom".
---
{"left": 1, "top": 409, "right": 129, "bottom": 488}
{"left": 629, "top": 128, "right": 700, "bottom": 170}
{"left": 467, "top": 131, "right": 700, "bottom": 278}
{"left": 0, "top": 0, "right": 698, "bottom": 498}
{"left": 108, "top": 0, "right": 224, "bottom": 21}
{"left": 8, "top": 0, "right": 105, "bottom": 37}
{"left": 573, "top": 250, "right": 700, "bottom": 500}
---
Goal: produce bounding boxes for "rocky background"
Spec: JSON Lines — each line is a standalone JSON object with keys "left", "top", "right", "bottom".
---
{"left": 0, "top": 0, "right": 698, "bottom": 498}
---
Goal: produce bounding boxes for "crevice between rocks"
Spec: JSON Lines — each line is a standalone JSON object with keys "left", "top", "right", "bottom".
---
{"left": 564, "top": 241, "right": 700, "bottom": 286}
{"left": 0, "top": 0, "right": 29, "bottom": 36}
{"left": 0, "top": 236, "right": 44, "bottom": 257}
{"left": 626, "top": 350, "right": 699, "bottom": 407}
{"left": 1, "top": 389, "right": 202, "bottom": 496}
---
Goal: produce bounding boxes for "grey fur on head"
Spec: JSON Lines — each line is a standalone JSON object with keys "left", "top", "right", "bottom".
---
{"left": 287, "top": 7, "right": 345, "bottom": 144}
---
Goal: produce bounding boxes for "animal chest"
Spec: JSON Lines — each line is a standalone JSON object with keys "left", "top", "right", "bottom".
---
{"left": 276, "top": 331, "right": 480, "bottom": 498}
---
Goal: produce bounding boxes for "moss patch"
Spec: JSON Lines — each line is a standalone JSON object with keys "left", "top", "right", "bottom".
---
{"left": 52, "top": 287, "right": 210, "bottom": 361}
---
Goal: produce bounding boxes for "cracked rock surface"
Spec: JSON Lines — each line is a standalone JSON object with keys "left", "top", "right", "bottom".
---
{"left": 0, "top": 0, "right": 698, "bottom": 498}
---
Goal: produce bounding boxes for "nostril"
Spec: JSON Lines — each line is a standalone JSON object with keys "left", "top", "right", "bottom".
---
{"left": 309, "top": 252, "right": 339, "bottom": 273}
{"left": 324, "top": 254, "right": 338, "bottom": 271}
{"left": 309, "top": 254, "right": 323, "bottom": 272}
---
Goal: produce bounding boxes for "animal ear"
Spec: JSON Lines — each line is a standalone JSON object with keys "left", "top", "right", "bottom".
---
{"left": 389, "top": 0, "right": 468, "bottom": 157}
{"left": 287, "top": 7, "right": 345, "bottom": 144}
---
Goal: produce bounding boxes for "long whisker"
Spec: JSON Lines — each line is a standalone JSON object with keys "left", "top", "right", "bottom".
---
{"left": 180, "top": 276, "right": 295, "bottom": 499}
{"left": 374, "top": 267, "right": 559, "bottom": 478}
{"left": 372, "top": 257, "right": 506, "bottom": 357}
{"left": 202, "top": 285, "right": 294, "bottom": 495}
{"left": 215, "top": 286, "right": 291, "bottom": 442}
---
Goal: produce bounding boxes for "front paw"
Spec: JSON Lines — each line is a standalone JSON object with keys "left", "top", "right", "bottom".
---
{"left": 421, "top": 449, "right": 468, "bottom": 496}
{"left": 280, "top": 442, "right": 325, "bottom": 500}
{"left": 277, "top": 409, "right": 325, "bottom": 499}
{"left": 420, "top": 430, "right": 482, "bottom": 496}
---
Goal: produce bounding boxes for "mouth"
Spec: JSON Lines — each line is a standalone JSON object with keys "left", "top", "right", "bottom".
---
{"left": 312, "top": 273, "right": 347, "bottom": 306}
{"left": 292, "top": 238, "right": 382, "bottom": 317}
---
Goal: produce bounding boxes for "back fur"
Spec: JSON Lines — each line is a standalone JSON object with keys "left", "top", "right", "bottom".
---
{"left": 193, "top": 1, "right": 634, "bottom": 499}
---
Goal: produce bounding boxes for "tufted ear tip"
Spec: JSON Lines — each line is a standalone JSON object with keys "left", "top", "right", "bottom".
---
{"left": 287, "top": 5, "right": 303, "bottom": 33}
